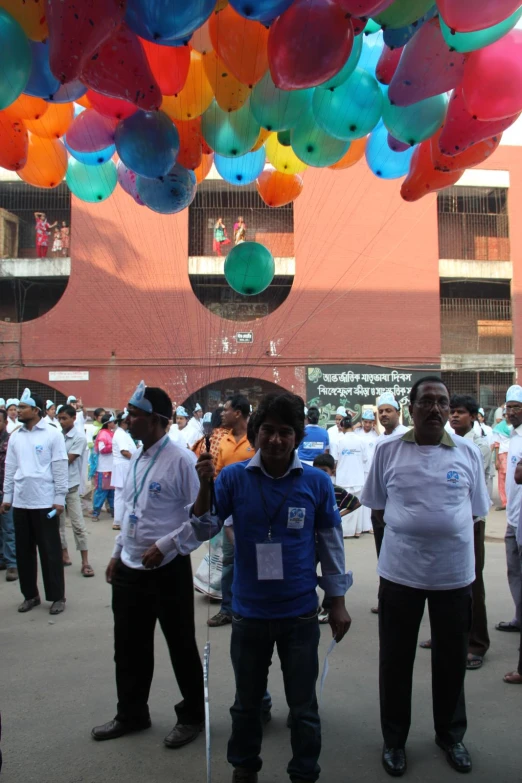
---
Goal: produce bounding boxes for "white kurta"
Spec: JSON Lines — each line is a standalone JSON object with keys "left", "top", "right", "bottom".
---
{"left": 358, "top": 429, "right": 379, "bottom": 532}
{"left": 332, "top": 432, "right": 369, "bottom": 537}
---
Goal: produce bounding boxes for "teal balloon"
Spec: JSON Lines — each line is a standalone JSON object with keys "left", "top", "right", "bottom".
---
{"left": 291, "top": 110, "right": 350, "bottom": 167}
{"left": 250, "top": 71, "right": 313, "bottom": 131}
{"left": 313, "top": 68, "right": 383, "bottom": 141}
{"left": 440, "top": 8, "right": 522, "bottom": 53}
{"left": 0, "top": 9, "right": 31, "bottom": 110}
{"left": 382, "top": 92, "right": 448, "bottom": 146}
{"left": 365, "top": 120, "right": 415, "bottom": 179}
{"left": 278, "top": 130, "right": 291, "bottom": 146}
{"left": 320, "top": 33, "right": 362, "bottom": 89}
{"left": 364, "top": 19, "right": 381, "bottom": 34}
{"left": 64, "top": 139, "right": 116, "bottom": 166}
{"left": 66, "top": 159, "right": 118, "bottom": 203}
{"left": 359, "top": 30, "right": 384, "bottom": 77}
{"left": 225, "top": 242, "right": 275, "bottom": 296}
{"left": 201, "top": 99, "right": 260, "bottom": 158}
{"left": 214, "top": 148, "right": 266, "bottom": 185}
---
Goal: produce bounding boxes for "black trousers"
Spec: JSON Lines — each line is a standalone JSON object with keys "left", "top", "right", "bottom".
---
{"left": 13, "top": 507, "right": 64, "bottom": 602}
{"left": 379, "top": 577, "right": 472, "bottom": 749}
{"left": 371, "top": 512, "right": 385, "bottom": 557}
{"left": 112, "top": 556, "right": 204, "bottom": 725}
{"left": 469, "top": 519, "right": 490, "bottom": 658}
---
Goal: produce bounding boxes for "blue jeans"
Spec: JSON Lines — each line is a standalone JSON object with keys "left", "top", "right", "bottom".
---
{"left": 0, "top": 503, "right": 16, "bottom": 568}
{"left": 92, "top": 487, "right": 114, "bottom": 516}
{"left": 228, "top": 611, "right": 321, "bottom": 781}
{"left": 221, "top": 534, "right": 235, "bottom": 616}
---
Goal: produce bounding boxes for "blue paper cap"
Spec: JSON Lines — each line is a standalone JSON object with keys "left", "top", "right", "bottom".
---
{"left": 6, "top": 398, "right": 19, "bottom": 408}
{"left": 506, "top": 385, "right": 522, "bottom": 403}
{"left": 56, "top": 404, "right": 64, "bottom": 413}
{"left": 478, "top": 408, "right": 485, "bottom": 417}
{"left": 194, "top": 403, "right": 202, "bottom": 412}
{"left": 20, "top": 388, "right": 36, "bottom": 407}
{"left": 362, "top": 409, "right": 375, "bottom": 421}
{"left": 377, "top": 392, "right": 399, "bottom": 410}
{"left": 336, "top": 406, "right": 347, "bottom": 416}
{"left": 176, "top": 406, "right": 189, "bottom": 418}
{"left": 129, "top": 380, "right": 153, "bottom": 414}
{"left": 0, "top": 399, "right": 5, "bottom": 407}
{"left": 46, "top": 400, "right": 54, "bottom": 410}
{"left": 67, "top": 395, "right": 77, "bottom": 404}
{"left": 203, "top": 412, "right": 212, "bottom": 423}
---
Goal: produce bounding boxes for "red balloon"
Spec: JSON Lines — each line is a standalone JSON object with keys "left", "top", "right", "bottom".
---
{"left": 335, "top": 0, "right": 393, "bottom": 12}
{"left": 438, "top": 87, "right": 520, "bottom": 156}
{"left": 401, "top": 139, "right": 463, "bottom": 202}
{"left": 86, "top": 90, "right": 137, "bottom": 121}
{"left": 461, "top": 29, "right": 522, "bottom": 122}
{"left": 431, "top": 131, "right": 502, "bottom": 172}
{"left": 268, "top": 0, "right": 354, "bottom": 90}
{"left": 0, "top": 111, "right": 28, "bottom": 170}
{"left": 140, "top": 39, "right": 190, "bottom": 97}
{"left": 389, "top": 19, "right": 466, "bottom": 107}
{"left": 47, "top": 0, "right": 126, "bottom": 84}
{"left": 81, "top": 23, "right": 161, "bottom": 111}
{"left": 375, "top": 45, "right": 402, "bottom": 85}
{"left": 437, "top": 0, "right": 521, "bottom": 33}
{"left": 174, "top": 117, "right": 203, "bottom": 171}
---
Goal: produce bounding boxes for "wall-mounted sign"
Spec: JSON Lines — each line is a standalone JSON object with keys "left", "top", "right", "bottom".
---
{"left": 49, "top": 371, "right": 89, "bottom": 381}
{"left": 236, "top": 332, "right": 254, "bottom": 344}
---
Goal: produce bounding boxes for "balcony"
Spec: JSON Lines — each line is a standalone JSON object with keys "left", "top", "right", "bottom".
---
{"left": 441, "top": 297, "right": 513, "bottom": 370}
{"left": 0, "top": 256, "right": 70, "bottom": 279}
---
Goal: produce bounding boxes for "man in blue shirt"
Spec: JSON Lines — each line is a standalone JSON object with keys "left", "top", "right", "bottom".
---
{"left": 297, "top": 406, "right": 329, "bottom": 466}
{"left": 181, "top": 392, "right": 352, "bottom": 783}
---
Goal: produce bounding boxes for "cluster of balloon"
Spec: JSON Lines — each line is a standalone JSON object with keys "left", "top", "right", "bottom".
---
{"left": 0, "top": 0, "right": 520, "bottom": 217}
{"left": 225, "top": 241, "right": 276, "bottom": 295}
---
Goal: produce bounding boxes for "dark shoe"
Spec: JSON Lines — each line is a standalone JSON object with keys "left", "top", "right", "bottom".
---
{"left": 495, "top": 621, "right": 520, "bottom": 633}
{"left": 207, "top": 610, "right": 232, "bottom": 627}
{"left": 262, "top": 710, "right": 271, "bottom": 725}
{"left": 18, "top": 596, "right": 41, "bottom": 613}
{"left": 50, "top": 599, "right": 66, "bottom": 615}
{"left": 91, "top": 718, "right": 151, "bottom": 741}
{"left": 232, "top": 769, "right": 258, "bottom": 783}
{"left": 382, "top": 745, "right": 407, "bottom": 777}
{"left": 163, "top": 721, "right": 203, "bottom": 749}
{"left": 371, "top": 605, "right": 379, "bottom": 614}
{"left": 6, "top": 568, "right": 18, "bottom": 582}
{"left": 435, "top": 737, "right": 472, "bottom": 773}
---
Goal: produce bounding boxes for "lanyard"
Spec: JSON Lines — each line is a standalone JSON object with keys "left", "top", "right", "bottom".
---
{"left": 132, "top": 435, "right": 169, "bottom": 511}
{"left": 256, "top": 473, "right": 298, "bottom": 540}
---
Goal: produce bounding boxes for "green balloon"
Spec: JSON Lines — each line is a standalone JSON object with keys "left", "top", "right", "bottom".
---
{"left": 313, "top": 68, "right": 383, "bottom": 141}
{"left": 374, "top": 0, "right": 433, "bottom": 28}
{"left": 0, "top": 9, "right": 31, "bottom": 110}
{"left": 250, "top": 71, "right": 313, "bottom": 132}
{"left": 201, "top": 99, "right": 260, "bottom": 158}
{"left": 439, "top": 7, "right": 522, "bottom": 53}
{"left": 66, "top": 159, "right": 118, "bottom": 203}
{"left": 224, "top": 242, "right": 275, "bottom": 296}
{"left": 320, "top": 33, "right": 363, "bottom": 89}
{"left": 364, "top": 19, "right": 381, "bottom": 34}
{"left": 382, "top": 92, "right": 448, "bottom": 146}
{"left": 277, "top": 129, "right": 292, "bottom": 146}
{"left": 291, "top": 110, "right": 350, "bottom": 167}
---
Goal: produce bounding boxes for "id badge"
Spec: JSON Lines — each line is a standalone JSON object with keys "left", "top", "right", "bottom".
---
{"left": 256, "top": 540, "right": 284, "bottom": 581}
{"left": 128, "top": 513, "right": 138, "bottom": 539}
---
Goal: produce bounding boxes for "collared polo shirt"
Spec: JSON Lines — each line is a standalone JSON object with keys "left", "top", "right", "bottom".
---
{"left": 64, "top": 428, "right": 87, "bottom": 489}
{"left": 215, "top": 432, "right": 254, "bottom": 475}
{"left": 506, "top": 424, "right": 522, "bottom": 528}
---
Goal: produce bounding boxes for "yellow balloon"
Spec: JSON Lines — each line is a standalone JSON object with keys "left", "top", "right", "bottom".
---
{"left": 203, "top": 50, "right": 250, "bottom": 112}
{"left": 0, "top": 0, "right": 48, "bottom": 41}
{"left": 18, "top": 135, "right": 68, "bottom": 189}
{"left": 24, "top": 103, "right": 74, "bottom": 139}
{"left": 161, "top": 51, "right": 214, "bottom": 121}
{"left": 251, "top": 127, "right": 271, "bottom": 151}
{"left": 266, "top": 134, "right": 308, "bottom": 175}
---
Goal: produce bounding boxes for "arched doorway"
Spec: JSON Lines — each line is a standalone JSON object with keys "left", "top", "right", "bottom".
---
{"left": 181, "top": 377, "right": 289, "bottom": 414}
{"left": 0, "top": 378, "right": 67, "bottom": 406}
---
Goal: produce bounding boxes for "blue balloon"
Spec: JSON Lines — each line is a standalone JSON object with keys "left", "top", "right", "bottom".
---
{"left": 115, "top": 110, "right": 180, "bottom": 179}
{"left": 64, "top": 138, "right": 116, "bottom": 166}
{"left": 25, "top": 41, "right": 61, "bottom": 99}
{"left": 125, "top": 0, "right": 214, "bottom": 43}
{"left": 365, "top": 120, "right": 414, "bottom": 179}
{"left": 214, "top": 148, "right": 266, "bottom": 186}
{"left": 359, "top": 30, "right": 384, "bottom": 78}
{"left": 48, "top": 81, "right": 87, "bottom": 104}
{"left": 383, "top": 6, "right": 438, "bottom": 49}
{"left": 229, "top": 0, "right": 294, "bottom": 22}
{"left": 136, "top": 163, "right": 197, "bottom": 214}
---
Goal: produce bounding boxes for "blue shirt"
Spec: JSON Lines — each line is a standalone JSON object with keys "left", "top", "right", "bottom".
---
{"left": 297, "top": 424, "right": 329, "bottom": 463}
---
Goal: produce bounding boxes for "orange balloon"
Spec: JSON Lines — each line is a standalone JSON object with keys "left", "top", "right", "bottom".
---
{"left": 18, "top": 135, "right": 68, "bottom": 189}
{"left": 215, "top": 0, "right": 228, "bottom": 9}
{"left": 4, "top": 94, "right": 48, "bottom": 122}
{"left": 194, "top": 152, "right": 214, "bottom": 183}
{"left": 209, "top": 5, "right": 269, "bottom": 87}
{"left": 75, "top": 94, "right": 93, "bottom": 110}
{"left": 203, "top": 49, "right": 251, "bottom": 112}
{"left": 401, "top": 139, "right": 463, "bottom": 202}
{"left": 140, "top": 38, "right": 190, "bottom": 96}
{"left": 24, "top": 103, "right": 74, "bottom": 139}
{"left": 256, "top": 167, "right": 304, "bottom": 207}
{"left": 0, "top": 0, "right": 48, "bottom": 41}
{"left": 251, "top": 127, "right": 271, "bottom": 152}
{"left": 0, "top": 111, "right": 28, "bottom": 170}
{"left": 328, "top": 137, "right": 366, "bottom": 170}
{"left": 161, "top": 51, "right": 214, "bottom": 121}
{"left": 431, "top": 131, "right": 502, "bottom": 172}
{"left": 174, "top": 117, "right": 203, "bottom": 170}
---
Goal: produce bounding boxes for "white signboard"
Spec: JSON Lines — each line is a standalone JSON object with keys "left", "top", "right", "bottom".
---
{"left": 236, "top": 332, "right": 254, "bottom": 344}
{"left": 49, "top": 371, "right": 89, "bottom": 382}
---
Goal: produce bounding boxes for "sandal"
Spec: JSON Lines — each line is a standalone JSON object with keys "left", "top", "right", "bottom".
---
{"left": 503, "top": 671, "right": 522, "bottom": 684}
{"left": 63, "top": 560, "right": 72, "bottom": 567}
{"left": 466, "top": 655, "right": 484, "bottom": 670}
{"left": 81, "top": 564, "right": 95, "bottom": 578}
{"left": 112, "top": 524, "right": 121, "bottom": 530}
{"left": 419, "top": 639, "right": 432, "bottom": 649}
{"left": 495, "top": 621, "right": 520, "bottom": 633}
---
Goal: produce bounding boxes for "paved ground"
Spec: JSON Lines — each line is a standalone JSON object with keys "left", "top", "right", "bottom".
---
{"left": 0, "top": 508, "right": 520, "bottom": 783}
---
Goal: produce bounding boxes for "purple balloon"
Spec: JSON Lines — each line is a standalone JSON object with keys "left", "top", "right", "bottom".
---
{"left": 387, "top": 133, "right": 410, "bottom": 152}
{"left": 66, "top": 110, "right": 116, "bottom": 153}
{"left": 117, "top": 160, "right": 144, "bottom": 205}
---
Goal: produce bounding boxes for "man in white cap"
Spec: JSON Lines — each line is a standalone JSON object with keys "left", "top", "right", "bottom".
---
{"left": 169, "top": 406, "right": 191, "bottom": 448}
{"left": 44, "top": 400, "right": 58, "bottom": 429}
{"left": 327, "top": 406, "right": 346, "bottom": 455}
{"left": 5, "top": 399, "right": 20, "bottom": 434}
{"left": 184, "top": 403, "right": 204, "bottom": 448}
{"left": 67, "top": 395, "right": 85, "bottom": 435}
{"left": 376, "top": 393, "right": 409, "bottom": 443}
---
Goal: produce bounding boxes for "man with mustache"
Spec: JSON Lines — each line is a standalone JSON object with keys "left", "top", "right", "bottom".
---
{"left": 361, "top": 376, "right": 490, "bottom": 777}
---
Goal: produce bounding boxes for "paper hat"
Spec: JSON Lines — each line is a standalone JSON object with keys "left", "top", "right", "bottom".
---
{"left": 56, "top": 404, "right": 64, "bottom": 413}
{"left": 362, "top": 409, "right": 375, "bottom": 421}
{"left": 304, "top": 407, "right": 308, "bottom": 416}
{"left": 203, "top": 412, "right": 212, "bottom": 423}
{"left": 506, "top": 385, "right": 522, "bottom": 403}
{"left": 176, "top": 406, "right": 189, "bottom": 418}
{"left": 478, "top": 408, "right": 485, "bottom": 417}
{"left": 377, "top": 392, "right": 399, "bottom": 410}
{"left": 129, "top": 380, "right": 153, "bottom": 414}
{"left": 6, "top": 398, "right": 19, "bottom": 408}
{"left": 194, "top": 403, "right": 202, "bottom": 412}
{"left": 20, "top": 388, "right": 36, "bottom": 407}
{"left": 336, "top": 406, "right": 347, "bottom": 416}
{"left": 46, "top": 400, "right": 55, "bottom": 410}
{"left": 0, "top": 398, "right": 5, "bottom": 408}
{"left": 67, "top": 395, "right": 77, "bottom": 404}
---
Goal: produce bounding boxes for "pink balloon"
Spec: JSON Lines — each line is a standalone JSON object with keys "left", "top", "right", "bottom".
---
{"left": 375, "top": 45, "right": 402, "bottom": 85}
{"left": 461, "top": 29, "right": 522, "bottom": 122}
{"left": 66, "top": 109, "right": 117, "bottom": 153}
{"left": 335, "top": 0, "right": 393, "bottom": 13}
{"left": 387, "top": 133, "right": 409, "bottom": 152}
{"left": 117, "top": 160, "right": 144, "bottom": 205}
{"left": 438, "top": 87, "right": 520, "bottom": 157}
{"left": 389, "top": 19, "right": 466, "bottom": 107}
{"left": 437, "top": 0, "right": 521, "bottom": 33}
{"left": 268, "top": 0, "right": 354, "bottom": 90}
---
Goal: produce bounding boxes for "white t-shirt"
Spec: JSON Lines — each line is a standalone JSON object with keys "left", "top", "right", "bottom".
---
{"left": 377, "top": 423, "right": 410, "bottom": 444}
{"left": 360, "top": 430, "right": 491, "bottom": 590}
{"left": 333, "top": 432, "right": 368, "bottom": 488}
{"left": 358, "top": 429, "right": 379, "bottom": 470}
{"left": 184, "top": 417, "right": 203, "bottom": 448}
{"left": 169, "top": 424, "right": 190, "bottom": 448}
{"left": 6, "top": 418, "right": 20, "bottom": 434}
{"left": 506, "top": 425, "right": 522, "bottom": 528}
{"left": 112, "top": 427, "right": 137, "bottom": 488}
{"left": 327, "top": 424, "right": 342, "bottom": 453}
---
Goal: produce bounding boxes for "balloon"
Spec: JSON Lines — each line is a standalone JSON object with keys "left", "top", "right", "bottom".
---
{"left": 313, "top": 68, "right": 383, "bottom": 141}
{"left": 375, "top": 45, "right": 402, "bottom": 85}
{"left": 191, "top": 20, "right": 213, "bottom": 54}
{"left": 224, "top": 241, "right": 275, "bottom": 296}
{"left": 251, "top": 71, "right": 313, "bottom": 132}
{"left": 382, "top": 92, "right": 448, "bottom": 146}
{"left": 251, "top": 127, "right": 272, "bottom": 151}
{"left": 351, "top": 17, "right": 368, "bottom": 36}
{"left": 65, "top": 139, "right": 116, "bottom": 166}
{"left": 0, "top": 111, "right": 28, "bottom": 170}
{"left": 66, "top": 158, "right": 118, "bottom": 202}
{"left": 49, "top": 81, "right": 87, "bottom": 104}
{"left": 460, "top": 30, "right": 522, "bottom": 121}
{"left": 431, "top": 131, "right": 502, "bottom": 172}
{"left": 214, "top": 147, "right": 266, "bottom": 185}
{"left": 437, "top": 0, "right": 521, "bottom": 33}
{"left": 438, "top": 87, "right": 520, "bottom": 156}
{"left": 268, "top": 0, "right": 354, "bottom": 90}
{"left": 265, "top": 133, "right": 308, "bottom": 174}
{"left": 201, "top": 99, "right": 260, "bottom": 158}
{"left": 278, "top": 130, "right": 291, "bottom": 146}
{"left": 358, "top": 30, "right": 384, "bottom": 76}
{"left": 336, "top": 0, "right": 393, "bottom": 12}
{"left": 203, "top": 50, "right": 251, "bottom": 112}
{"left": 75, "top": 94, "right": 93, "bottom": 110}
{"left": 210, "top": 5, "right": 269, "bottom": 86}
{"left": 117, "top": 160, "right": 144, "bottom": 204}
{"left": 125, "top": 0, "right": 215, "bottom": 43}
{"left": 291, "top": 110, "right": 350, "bottom": 167}
{"left": 115, "top": 110, "right": 180, "bottom": 178}
{"left": 387, "top": 134, "right": 410, "bottom": 152}
{"left": 229, "top": 0, "right": 294, "bottom": 21}
{"left": 66, "top": 109, "right": 117, "bottom": 153}
{"left": 24, "top": 40, "right": 60, "bottom": 99}
{"left": 328, "top": 136, "right": 366, "bottom": 169}
{"left": 194, "top": 152, "right": 214, "bottom": 183}
{"left": 256, "top": 167, "right": 303, "bottom": 206}
{"left": 161, "top": 51, "right": 214, "bottom": 121}
{"left": 47, "top": 0, "right": 125, "bottom": 84}
{"left": 0, "top": 0, "right": 47, "bottom": 41}
{"left": 364, "top": 19, "right": 382, "bottom": 34}
{"left": 320, "top": 33, "right": 362, "bottom": 89}
{"left": 86, "top": 91, "right": 137, "bottom": 121}
{"left": 24, "top": 103, "right": 74, "bottom": 139}
{"left": 3, "top": 94, "right": 47, "bottom": 122}
{"left": 140, "top": 39, "right": 190, "bottom": 96}
{"left": 365, "top": 120, "right": 414, "bottom": 178}
{"left": 136, "top": 162, "right": 197, "bottom": 214}
{"left": 18, "top": 135, "right": 68, "bottom": 188}
{"left": 174, "top": 117, "right": 203, "bottom": 170}
{"left": 81, "top": 24, "right": 162, "bottom": 112}
{"left": 400, "top": 139, "right": 463, "bottom": 202}
{"left": 373, "top": 0, "right": 434, "bottom": 29}
{"left": 382, "top": 6, "right": 438, "bottom": 48}
{"left": 440, "top": 8, "right": 522, "bottom": 53}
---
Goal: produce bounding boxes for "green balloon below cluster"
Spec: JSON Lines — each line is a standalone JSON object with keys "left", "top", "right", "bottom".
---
{"left": 373, "top": 0, "right": 434, "bottom": 29}
{"left": 319, "top": 34, "right": 362, "bottom": 90}
{"left": 224, "top": 242, "right": 275, "bottom": 296}
{"left": 277, "top": 130, "right": 292, "bottom": 146}
{"left": 66, "top": 159, "right": 118, "bottom": 203}
{"left": 439, "top": 7, "right": 522, "bottom": 53}
{"left": 364, "top": 19, "right": 381, "bottom": 34}
{"left": 251, "top": 71, "right": 313, "bottom": 132}
{"left": 382, "top": 92, "right": 448, "bottom": 146}
{"left": 291, "top": 110, "right": 350, "bottom": 167}
{"left": 313, "top": 68, "right": 383, "bottom": 142}
{"left": 201, "top": 99, "right": 260, "bottom": 158}
{"left": 0, "top": 9, "right": 31, "bottom": 110}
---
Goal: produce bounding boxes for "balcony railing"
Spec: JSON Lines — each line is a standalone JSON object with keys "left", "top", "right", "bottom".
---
{"left": 438, "top": 187, "right": 510, "bottom": 262}
{"left": 441, "top": 297, "right": 512, "bottom": 354}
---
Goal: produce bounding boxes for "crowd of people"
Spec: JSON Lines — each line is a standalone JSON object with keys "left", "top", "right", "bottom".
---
{"left": 34, "top": 212, "right": 70, "bottom": 258}
{"left": 0, "top": 377, "right": 521, "bottom": 782}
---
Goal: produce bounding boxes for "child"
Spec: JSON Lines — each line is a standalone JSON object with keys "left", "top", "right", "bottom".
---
{"left": 52, "top": 226, "right": 62, "bottom": 254}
